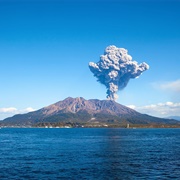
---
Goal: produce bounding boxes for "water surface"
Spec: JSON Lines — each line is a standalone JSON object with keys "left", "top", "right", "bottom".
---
{"left": 0, "top": 128, "right": 179, "bottom": 179}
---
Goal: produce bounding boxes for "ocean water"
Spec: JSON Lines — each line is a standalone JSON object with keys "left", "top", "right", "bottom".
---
{"left": 0, "top": 128, "right": 179, "bottom": 180}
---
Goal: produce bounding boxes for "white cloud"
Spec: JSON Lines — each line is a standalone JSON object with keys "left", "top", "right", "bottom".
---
{"left": 0, "top": 107, "right": 18, "bottom": 113}
{"left": 20, "top": 107, "right": 36, "bottom": 113}
{"left": 153, "top": 79, "right": 180, "bottom": 92}
{"left": 126, "top": 105, "right": 136, "bottom": 109}
{"left": 0, "top": 107, "right": 36, "bottom": 120}
{"left": 25, "top": 107, "right": 35, "bottom": 112}
{"left": 127, "top": 102, "right": 180, "bottom": 117}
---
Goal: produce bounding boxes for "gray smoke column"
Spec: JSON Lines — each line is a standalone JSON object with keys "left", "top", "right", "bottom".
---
{"left": 89, "top": 45, "right": 149, "bottom": 101}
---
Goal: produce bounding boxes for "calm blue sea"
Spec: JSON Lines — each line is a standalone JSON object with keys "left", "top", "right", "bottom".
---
{"left": 0, "top": 128, "right": 179, "bottom": 179}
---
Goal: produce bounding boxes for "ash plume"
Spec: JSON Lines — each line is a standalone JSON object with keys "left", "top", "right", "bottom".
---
{"left": 89, "top": 45, "right": 149, "bottom": 101}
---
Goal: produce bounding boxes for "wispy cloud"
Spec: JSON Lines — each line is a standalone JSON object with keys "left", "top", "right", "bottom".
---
{"left": 153, "top": 79, "right": 180, "bottom": 92}
{"left": 127, "top": 102, "right": 180, "bottom": 117}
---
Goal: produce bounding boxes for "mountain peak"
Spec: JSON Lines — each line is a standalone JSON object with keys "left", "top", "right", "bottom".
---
{"left": 62, "top": 96, "right": 86, "bottom": 103}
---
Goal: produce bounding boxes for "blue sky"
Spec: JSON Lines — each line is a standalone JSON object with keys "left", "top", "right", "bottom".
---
{"left": 0, "top": 0, "right": 180, "bottom": 120}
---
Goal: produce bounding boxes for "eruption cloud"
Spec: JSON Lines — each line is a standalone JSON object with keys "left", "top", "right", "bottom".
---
{"left": 89, "top": 45, "right": 149, "bottom": 101}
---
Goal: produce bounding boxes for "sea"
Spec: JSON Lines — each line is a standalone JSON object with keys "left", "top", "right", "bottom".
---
{"left": 0, "top": 128, "right": 179, "bottom": 180}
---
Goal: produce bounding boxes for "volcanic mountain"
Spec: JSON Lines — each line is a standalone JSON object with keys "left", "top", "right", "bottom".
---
{"left": 1, "top": 97, "right": 179, "bottom": 126}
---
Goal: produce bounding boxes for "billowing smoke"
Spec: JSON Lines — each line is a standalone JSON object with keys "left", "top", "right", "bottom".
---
{"left": 89, "top": 45, "right": 149, "bottom": 101}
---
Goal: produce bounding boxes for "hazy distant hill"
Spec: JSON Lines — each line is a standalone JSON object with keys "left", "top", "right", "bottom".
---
{"left": 167, "top": 116, "right": 180, "bottom": 121}
{"left": 1, "top": 97, "right": 179, "bottom": 126}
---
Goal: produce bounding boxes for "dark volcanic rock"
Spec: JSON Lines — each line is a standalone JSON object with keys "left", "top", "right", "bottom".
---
{"left": 1, "top": 97, "right": 179, "bottom": 126}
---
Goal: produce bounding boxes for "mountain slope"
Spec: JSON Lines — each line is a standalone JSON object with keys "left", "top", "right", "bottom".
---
{"left": 1, "top": 97, "right": 179, "bottom": 126}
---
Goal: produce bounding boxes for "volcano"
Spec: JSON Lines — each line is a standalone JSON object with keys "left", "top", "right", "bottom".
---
{"left": 1, "top": 97, "right": 179, "bottom": 127}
